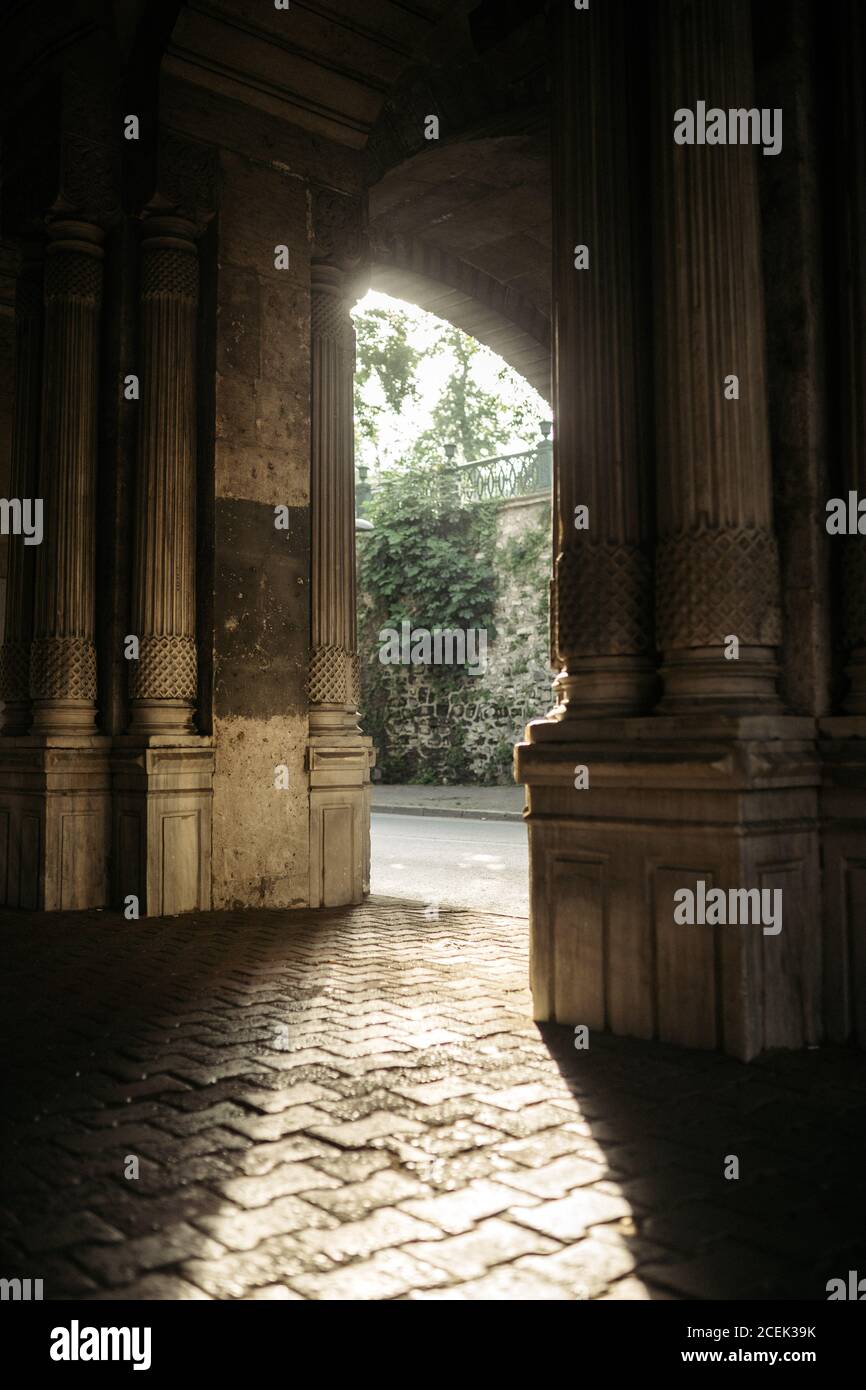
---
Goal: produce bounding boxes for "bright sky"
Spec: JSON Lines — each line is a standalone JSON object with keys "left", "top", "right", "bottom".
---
{"left": 351, "top": 289, "right": 550, "bottom": 475}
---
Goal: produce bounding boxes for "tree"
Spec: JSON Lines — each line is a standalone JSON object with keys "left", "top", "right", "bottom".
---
{"left": 353, "top": 306, "right": 423, "bottom": 452}
{"left": 352, "top": 296, "right": 547, "bottom": 471}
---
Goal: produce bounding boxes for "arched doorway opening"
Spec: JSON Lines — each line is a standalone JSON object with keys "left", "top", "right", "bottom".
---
{"left": 351, "top": 288, "right": 551, "bottom": 916}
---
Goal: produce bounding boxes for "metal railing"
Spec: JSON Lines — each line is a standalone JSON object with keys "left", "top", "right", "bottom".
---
{"left": 357, "top": 424, "right": 553, "bottom": 511}
{"left": 452, "top": 428, "right": 552, "bottom": 502}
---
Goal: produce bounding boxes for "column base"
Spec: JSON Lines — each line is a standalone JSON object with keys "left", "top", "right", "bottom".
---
{"left": 515, "top": 712, "right": 820, "bottom": 1061}
{"left": 657, "top": 647, "right": 782, "bottom": 711}
{"left": 552, "top": 657, "right": 658, "bottom": 717}
{"left": 0, "top": 735, "right": 111, "bottom": 909}
{"left": 308, "top": 714, "right": 374, "bottom": 907}
{"left": 112, "top": 735, "right": 214, "bottom": 916}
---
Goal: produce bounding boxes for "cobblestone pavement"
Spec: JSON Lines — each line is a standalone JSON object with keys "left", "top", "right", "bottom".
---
{"left": 1, "top": 899, "right": 863, "bottom": 1301}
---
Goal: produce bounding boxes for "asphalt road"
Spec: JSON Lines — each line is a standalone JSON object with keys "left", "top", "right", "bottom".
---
{"left": 371, "top": 812, "right": 529, "bottom": 918}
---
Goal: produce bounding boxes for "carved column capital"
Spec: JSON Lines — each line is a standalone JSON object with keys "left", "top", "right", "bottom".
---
{"left": 311, "top": 187, "right": 366, "bottom": 269}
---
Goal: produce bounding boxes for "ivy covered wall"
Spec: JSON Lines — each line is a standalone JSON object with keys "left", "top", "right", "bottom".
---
{"left": 358, "top": 474, "right": 551, "bottom": 785}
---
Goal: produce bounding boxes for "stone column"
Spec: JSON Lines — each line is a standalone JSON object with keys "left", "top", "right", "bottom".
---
{"left": 30, "top": 219, "right": 103, "bottom": 732}
{"left": 111, "top": 202, "right": 213, "bottom": 918}
{"left": 653, "top": 0, "right": 782, "bottom": 709}
{"left": 129, "top": 215, "right": 198, "bottom": 733}
{"left": 550, "top": 0, "right": 653, "bottom": 716}
{"left": 307, "top": 189, "right": 373, "bottom": 908}
{"left": 835, "top": 0, "right": 866, "bottom": 714}
{"left": 819, "top": 0, "right": 866, "bottom": 1047}
{"left": 0, "top": 247, "right": 42, "bottom": 733}
{"left": 516, "top": 0, "right": 820, "bottom": 1061}
{"left": 309, "top": 260, "right": 360, "bottom": 733}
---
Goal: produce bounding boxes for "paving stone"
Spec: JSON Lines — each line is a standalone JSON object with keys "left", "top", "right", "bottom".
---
{"left": 194, "top": 1196, "right": 338, "bottom": 1251}
{"left": 298, "top": 1208, "right": 443, "bottom": 1262}
{"left": 403, "top": 1217, "right": 559, "bottom": 1280}
{"left": 496, "top": 1154, "right": 608, "bottom": 1199}
{"left": 1, "top": 898, "right": 861, "bottom": 1303}
{"left": 309, "top": 1112, "right": 425, "bottom": 1147}
{"left": 305, "top": 1169, "right": 428, "bottom": 1220}
{"left": 410, "top": 1265, "right": 570, "bottom": 1301}
{"left": 509, "top": 1189, "right": 632, "bottom": 1240}
{"left": 398, "top": 1180, "right": 540, "bottom": 1235}
{"left": 290, "top": 1249, "right": 449, "bottom": 1300}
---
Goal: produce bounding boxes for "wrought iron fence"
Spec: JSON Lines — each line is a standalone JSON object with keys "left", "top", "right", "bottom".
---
{"left": 452, "top": 429, "right": 552, "bottom": 502}
{"left": 357, "top": 425, "right": 553, "bottom": 514}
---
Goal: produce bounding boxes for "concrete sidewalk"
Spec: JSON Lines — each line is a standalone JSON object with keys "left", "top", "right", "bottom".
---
{"left": 371, "top": 783, "right": 524, "bottom": 821}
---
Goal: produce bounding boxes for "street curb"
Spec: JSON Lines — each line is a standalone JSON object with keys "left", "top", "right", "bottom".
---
{"left": 371, "top": 803, "right": 524, "bottom": 823}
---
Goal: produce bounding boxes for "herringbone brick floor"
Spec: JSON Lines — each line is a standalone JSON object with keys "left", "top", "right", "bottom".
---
{"left": 0, "top": 898, "right": 863, "bottom": 1300}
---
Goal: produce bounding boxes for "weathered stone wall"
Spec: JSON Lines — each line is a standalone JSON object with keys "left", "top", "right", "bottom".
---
{"left": 362, "top": 494, "right": 551, "bottom": 784}
{"left": 162, "top": 77, "right": 359, "bottom": 907}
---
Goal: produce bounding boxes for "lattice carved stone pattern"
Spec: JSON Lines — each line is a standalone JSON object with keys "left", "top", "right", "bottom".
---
{"left": 843, "top": 541, "right": 866, "bottom": 649}
{"left": 0, "top": 641, "right": 31, "bottom": 702}
{"left": 44, "top": 251, "right": 102, "bottom": 304}
{"left": 141, "top": 247, "right": 198, "bottom": 302}
{"left": 311, "top": 289, "right": 353, "bottom": 345}
{"left": 555, "top": 542, "right": 652, "bottom": 657}
{"left": 130, "top": 636, "right": 197, "bottom": 701}
{"left": 30, "top": 637, "right": 97, "bottom": 700}
{"left": 656, "top": 526, "right": 782, "bottom": 648}
{"left": 309, "top": 644, "right": 355, "bottom": 704}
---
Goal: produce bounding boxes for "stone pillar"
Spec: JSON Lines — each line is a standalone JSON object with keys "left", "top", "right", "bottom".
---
{"left": 30, "top": 220, "right": 103, "bottom": 733}
{"left": 819, "top": 0, "right": 866, "bottom": 1046}
{"left": 516, "top": 0, "right": 820, "bottom": 1060}
{"left": 0, "top": 217, "right": 112, "bottom": 909}
{"left": 0, "top": 246, "right": 42, "bottom": 734}
{"left": 309, "top": 260, "right": 360, "bottom": 734}
{"left": 307, "top": 190, "right": 373, "bottom": 907}
{"left": 112, "top": 209, "right": 213, "bottom": 916}
{"left": 653, "top": 0, "right": 782, "bottom": 709}
{"left": 549, "top": 0, "right": 653, "bottom": 716}
{"left": 835, "top": 1, "right": 866, "bottom": 715}
{"left": 129, "top": 215, "right": 198, "bottom": 734}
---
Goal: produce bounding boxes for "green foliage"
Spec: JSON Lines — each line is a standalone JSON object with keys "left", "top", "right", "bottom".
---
{"left": 353, "top": 307, "right": 423, "bottom": 450}
{"left": 358, "top": 469, "right": 499, "bottom": 783}
{"left": 359, "top": 468, "right": 497, "bottom": 634}
{"left": 353, "top": 298, "right": 546, "bottom": 472}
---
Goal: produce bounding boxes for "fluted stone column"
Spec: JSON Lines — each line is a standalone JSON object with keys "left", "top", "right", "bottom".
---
{"left": 653, "top": 0, "right": 782, "bottom": 709}
{"left": 820, "top": 1, "right": 866, "bottom": 1047}
{"left": 516, "top": 0, "right": 820, "bottom": 1060}
{"left": 30, "top": 220, "right": 103, "bottom": 733}
{"left": 129, "top": 215, "right": 198, "bottom": 733}
{"left": 309, "top": 261, "right": 360, "bottom": 734}
{"left": 835, "top": 0, "right": 866, "bottom": 714}
{"left": 307, "top": 191, "right": 373, "bottom": 907}
{"left": 0, "top": 247, "right": 42, "bottom": 733}
{"left": 110, "top": 207, "right": 213, "bottom": 917}
{"left": 551, "top": 0, "right": 653, "bottom": 716}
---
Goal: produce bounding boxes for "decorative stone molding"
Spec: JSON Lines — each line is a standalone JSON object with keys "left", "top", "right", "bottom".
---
{"left": 311, "top": 187, "right": 365, "bottom": 268}
{"left": 309, "top": 645, "right": 355, "bottom": 706}
{"left": 30, "top": 636, "right": 97, "bottom": 701}
{"left": 129, "top": 636, "right": 198, "bottom": 702}
{"left": 556, "top": 543, "right": 652, "bottom": 657}
{"left": 656, "top": 527, "right": 783, "bottom": 649}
